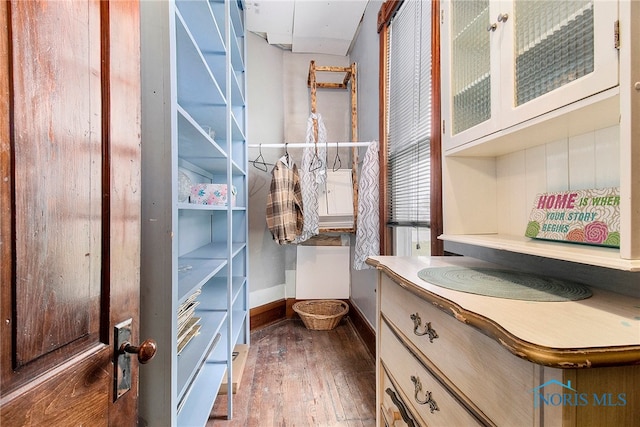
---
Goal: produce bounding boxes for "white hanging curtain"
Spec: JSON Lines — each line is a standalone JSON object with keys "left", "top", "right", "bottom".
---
{"left": 354, "top": 141, "right": 380, "bottom": 269}
{"left": 294, "top": 113, "right": 327, "bottom": 243}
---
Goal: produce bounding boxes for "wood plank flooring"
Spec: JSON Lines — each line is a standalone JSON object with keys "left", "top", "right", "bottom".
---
{"left": 207, "top": 318, "right": 376, "bottom": 426}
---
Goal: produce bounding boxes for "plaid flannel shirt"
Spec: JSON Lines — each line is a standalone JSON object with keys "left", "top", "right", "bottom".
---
{"left": 266, "top": 156, "right": 304, "bottom": 244}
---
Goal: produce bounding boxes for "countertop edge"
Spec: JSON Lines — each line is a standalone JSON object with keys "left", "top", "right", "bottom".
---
{"left": 366, "top": 257, "right": 640, "bottom": 369}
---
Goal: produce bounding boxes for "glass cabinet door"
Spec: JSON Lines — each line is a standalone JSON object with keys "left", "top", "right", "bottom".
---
{"left": 450, "top": 0, "right": 492, "bottom": 135}
{"left": 514, "top": 0, "right": 594, "bottom": 106}
{"left": 442, "top": 0, "right": 618, "bottom": 152}
{"left": 505, "top": 0, "right": 618, "bottom": 127}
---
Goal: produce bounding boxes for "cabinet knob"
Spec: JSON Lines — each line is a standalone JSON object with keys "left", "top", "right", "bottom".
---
{"left": 386, "top": 407, "right": 401, "bottom": 422}
{"left": 119, "top": 338, "right": 158, "bottom": 364}
{"left": 487, "top": 13, "right": 508, "bottom": 32}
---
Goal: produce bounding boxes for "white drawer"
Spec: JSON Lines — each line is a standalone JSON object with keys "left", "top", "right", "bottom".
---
{"left": 380, "top": 320, "right": 485, "bottom": 427}
{"left": 381, "top": 367, "right": 417, "bottom": 427}
{"left": 380, "top": 275, "right": 535, "bottom": 426}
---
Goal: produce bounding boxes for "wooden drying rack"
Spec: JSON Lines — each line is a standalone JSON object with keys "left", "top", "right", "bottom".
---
{"left": 307, "top": 60, "right": 359, "bottom": 233}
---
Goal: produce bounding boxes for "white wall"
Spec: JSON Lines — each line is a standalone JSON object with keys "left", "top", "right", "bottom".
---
{"left": 349, "top": 0, "right": 384, "bottom": 329}
{"left": 283, "top": 53, "right": 352, "bottom": 143}
{"left": 495, "top": 125, "right": 620, "bottom": 236}
{"left": 246, "top": 32, "right": 287, "bottom": 307}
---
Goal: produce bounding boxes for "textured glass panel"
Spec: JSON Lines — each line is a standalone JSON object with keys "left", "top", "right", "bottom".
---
{"left": 514, "top": 1, "right": 594, "bottom": 106}
{"left": 451, "top": 0, "right": 491, "bottom": 135}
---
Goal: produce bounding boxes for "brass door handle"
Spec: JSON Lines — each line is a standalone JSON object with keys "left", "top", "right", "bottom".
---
{"left": 411, "top": 376, "right": 439, "bottom": 414}
{"left": 119, "top": 338, "right": 157, "bottom": 364}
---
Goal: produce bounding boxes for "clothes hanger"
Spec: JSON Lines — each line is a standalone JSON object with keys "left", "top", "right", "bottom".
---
{"left": 308, "top": 144, "right": 323, "bottom": 172}
{"left": 251, "top": 144, "right": 269, "bottom": 172}
{"left": 332, "top": 141, "right": 342, "bottom": 171}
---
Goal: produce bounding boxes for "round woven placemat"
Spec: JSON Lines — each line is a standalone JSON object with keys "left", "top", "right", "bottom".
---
{"left": 417, "top": 267, "right": 592, "bottom": 302}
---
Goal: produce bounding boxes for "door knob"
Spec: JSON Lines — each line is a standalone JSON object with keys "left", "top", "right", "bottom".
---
{"left": 387, "top": 407, "right": 401, "bottom": 421}
{"left": 119, "top": 338, "right": 157, "bottom": 364}
{"left": 114, "top": 319, "right": 157, "bottom": 400}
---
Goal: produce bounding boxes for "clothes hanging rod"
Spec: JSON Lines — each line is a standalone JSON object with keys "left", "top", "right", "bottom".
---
{"left": 248, "top": 142, "right": 372, "bottom": 149}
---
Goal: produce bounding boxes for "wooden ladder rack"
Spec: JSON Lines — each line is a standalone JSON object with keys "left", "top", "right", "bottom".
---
{"left": 307, "top": 60, "right": 359, "bottom": 233}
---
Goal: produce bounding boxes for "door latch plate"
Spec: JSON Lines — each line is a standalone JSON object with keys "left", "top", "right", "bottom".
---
{"left": 114, "top": 318, "right": 133, "bottom": 400}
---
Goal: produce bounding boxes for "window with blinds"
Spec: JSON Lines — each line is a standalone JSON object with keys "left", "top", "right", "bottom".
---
{"left": 386, "top": 0, "right": 432, "bottom": 228}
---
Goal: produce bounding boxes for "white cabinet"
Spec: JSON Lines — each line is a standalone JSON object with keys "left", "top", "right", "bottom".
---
{"left": 441, "top": 0, "right": 619, "bottom": 151}
{"left": 440, "top": 0, "right": 640, "bottom": 271}
{"left": 139, "top": 1, "right": 249, "bottom": 425}
{"left": 378, "top": 271, "right": 534, "bottom": 426}
{"left": 295, "top": 246, "right": 350, "bottom": 299}
{"left": 318, "top": 169, "right": 355, "bottom": 229}
{"left": 371, "top": 256, "right": 640, "bottom": 427}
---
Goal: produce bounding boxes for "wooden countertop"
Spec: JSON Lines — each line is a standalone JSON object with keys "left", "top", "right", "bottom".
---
{"left": 367, "top": 256, "right": 640, "bottom": 368}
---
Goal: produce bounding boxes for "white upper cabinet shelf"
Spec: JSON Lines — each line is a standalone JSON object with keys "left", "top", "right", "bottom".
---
{"left": 442, "top": 234, "right": 640, "bottom": 272}
{"left": 440, "top": 0, "right": 640, "bottom": 272}
{"left": 441, "top": 0, "right": 619, "bottom": 153}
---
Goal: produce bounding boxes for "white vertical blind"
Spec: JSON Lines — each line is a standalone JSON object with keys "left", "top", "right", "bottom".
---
{"left": 386, "top": 0, "right": 432, "bottom": 227}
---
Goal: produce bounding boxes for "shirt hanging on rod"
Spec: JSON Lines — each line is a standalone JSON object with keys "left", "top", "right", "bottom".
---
{"left": 266, "top": 154, "right": 304, "bottom": 245}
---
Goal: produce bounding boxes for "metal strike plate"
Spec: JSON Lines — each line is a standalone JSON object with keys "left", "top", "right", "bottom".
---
{"left": 114, "top": 318, "right": 133, "bottom": 400}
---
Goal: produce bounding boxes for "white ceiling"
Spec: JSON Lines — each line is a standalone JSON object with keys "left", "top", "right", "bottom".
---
{"left": 244, "top": 1, "right": 369, "bottom": 56}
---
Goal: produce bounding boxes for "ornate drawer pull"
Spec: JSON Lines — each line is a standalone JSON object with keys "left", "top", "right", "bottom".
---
{"left": 385, "top": 387, "right": 416, "bottom": 427}
{"left": 410, "top": 313, "right": 438, "bottom": 342}
{"left": 411, "top": 375, "right": 439, "bottom": 414}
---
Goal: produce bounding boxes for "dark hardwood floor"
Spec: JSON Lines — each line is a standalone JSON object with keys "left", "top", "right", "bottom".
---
{"left": 208, "top": 318, "right": 376, "bottom": 426}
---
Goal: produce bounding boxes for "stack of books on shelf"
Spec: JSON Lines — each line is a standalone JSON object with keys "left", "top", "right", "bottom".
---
{"left": 177, "top": 289, "right": 201, "bottom": 355}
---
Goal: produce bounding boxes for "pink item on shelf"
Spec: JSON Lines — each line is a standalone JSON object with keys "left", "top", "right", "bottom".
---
{"left": 190, "top": 184, "right": 237, "bottom": 206}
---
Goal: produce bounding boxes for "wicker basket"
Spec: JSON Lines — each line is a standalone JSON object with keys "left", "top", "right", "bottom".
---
{"left": 292, "top": 300, "right": 349, "bottom": 331}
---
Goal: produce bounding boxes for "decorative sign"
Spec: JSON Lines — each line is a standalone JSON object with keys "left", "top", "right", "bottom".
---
{"left": 525, "top": 187, "right": 620, "bottom": 248}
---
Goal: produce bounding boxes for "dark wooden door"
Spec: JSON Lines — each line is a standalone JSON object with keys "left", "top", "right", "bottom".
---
{"left": 0, "top": 1, "right": 143, "bottom": 425}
